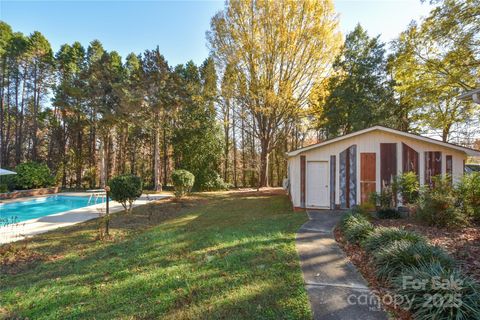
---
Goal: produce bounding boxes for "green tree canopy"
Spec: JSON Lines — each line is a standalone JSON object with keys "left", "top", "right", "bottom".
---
{"left": 389, "top": 0, "right": 479, "bottom": 141}
{"left": 320, "top": 24, "right": 399, "bottom": 138}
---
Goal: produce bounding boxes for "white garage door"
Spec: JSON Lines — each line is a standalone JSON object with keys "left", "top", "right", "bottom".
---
{"left": 306, "top": 161, "right": 329, "bottom": 208}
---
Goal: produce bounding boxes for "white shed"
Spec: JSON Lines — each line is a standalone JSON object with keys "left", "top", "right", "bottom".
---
{"left": 287, "top": 126, "right": 480, "bottom": 210}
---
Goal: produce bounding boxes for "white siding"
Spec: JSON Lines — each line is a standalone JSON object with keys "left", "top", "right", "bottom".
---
{"left": 288, "top": 130, "right": 467, "bottom": 208}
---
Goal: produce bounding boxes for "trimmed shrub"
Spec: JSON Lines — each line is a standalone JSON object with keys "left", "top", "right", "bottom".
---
{"left": 361, "top": 227, "right": 426, "bottom": 252}
{"left": 13, "top": 162, "right": 55, "bottom": 190}
{"left": 373, "top": 240, "right": 454, "bottom": 281}
{"left": 1, "top": 173, "right": 16, "bottom": 192}
{"left": 109, "top": 174, "right": 143, "bottom": 213}
{"left": 394, "top": 172, "right": 420, "bottom": 204}
{"left": 201, "top": 171, "right": 229, "bottom": 191}
{"left": 377, "top": 208, "right": 401, "bottom": 219}
{"left": 171, "top": 169, "right": 195, "bottom": 198}
{"left": 392, "top": 262, "right": 480, "bottom": 320}
{"left": 340, "top": 213, "right": 374, "bottom": 244}
{"left": 457, "top": 172, "right": 480, "bottom": 224}
{"left": 416, "top": 177, "right": 465, "bottom": 228}
{"left": 0, "top": 183, "right": 7, "bottom": 193}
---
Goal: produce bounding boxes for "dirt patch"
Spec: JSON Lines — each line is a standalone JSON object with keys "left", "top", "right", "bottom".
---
{"left": 372, "top": 219, "right": 480, "bottom": 282}
{"left": 0, "top": 243, "right": 47, "bottom": 274}
{"left": 334, "top": 228, "right": 413, "bottom": 320}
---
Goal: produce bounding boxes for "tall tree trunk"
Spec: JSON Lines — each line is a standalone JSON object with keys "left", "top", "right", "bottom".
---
{"left": 0, "top": 84, "right": 5, "bottom": 167}
{"left": 99, "top": 131, "right": 109, "bottom": 188}
{"left": 61, "top": 116, "right": 67, "bottom": 187}
{"left": 15, "top": 72, "right": 27, "bottom": 165}
{"left": 442, "top": 124, "right": 451, "bottom": 142}
{"left": 259, "top": 137, "right": 270, "bottom": 188}
{"left": 241, "top": 109, "right": 246, "bottom": 187}
{"left": 5, "top": 76, "right": 14, "bottom": 166}
{"left": 232, "top": 109, "right": 238, "bottom": 188}
{"left": 75, "top": 112, "right": 83, "bottom": 189}
{"left": 223, "top": 101, "right": 230, "bottom": 182}
{"left": 131, "top": 141, "right": 136, "bottom": 175}
{"left": 108, "top": 133, "right": 114, "bottom": 181}
{"left": 31, "top": 65, "right": 39, "bottom": 161}
{"left": 249, "top": 128, "right": 255, "bottom": 187}
{"left": 0, "top": 56, "right": 6, "bottom": 167}
{"left": 99, "top": 139, "right": 105, "bottom": 188}
{"left": 98, "top": 139, "right": 106, "bottom": 188}
{"left": 162, "top": 124, "right": 168, "bottom": 186}
{"left": 153, "top": 111, "right": 162, "bottom": 191}
{"left": 89, "top": 106, "right": 96, "bottom": 167}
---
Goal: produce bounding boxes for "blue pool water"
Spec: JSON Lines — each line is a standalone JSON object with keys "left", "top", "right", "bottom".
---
{"left": 0, "top": 196, "right": 94, "bottom": 224}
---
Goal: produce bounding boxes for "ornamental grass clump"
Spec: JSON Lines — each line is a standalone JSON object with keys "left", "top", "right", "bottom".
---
{"left": 361, "top": 227, "right": 426, "bottom": 253}
{"left": 392, "top": 262, "right": 480, "bottom": 320}
{"left": 372, "top": 240, "right": 454, "bottom": 282}
{"left": 339, "top": 212, "right": 374, "bottom": 244}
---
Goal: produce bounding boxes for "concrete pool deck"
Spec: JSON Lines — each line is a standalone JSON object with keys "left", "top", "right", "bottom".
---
{"left": 0, "top": 192, "right": 171, "bottom": 244}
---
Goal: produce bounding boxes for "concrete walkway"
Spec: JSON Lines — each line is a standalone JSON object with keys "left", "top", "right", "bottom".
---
{"left": 0, "top": 193, "right": 170, "bottom": 244}
{"left": 296, "top": 210, "right": 388, "bottom": 320}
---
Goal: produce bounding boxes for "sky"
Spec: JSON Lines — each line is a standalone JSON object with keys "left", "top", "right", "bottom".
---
{"left": 0, "top": 0, "right": 433, "bottom": 67}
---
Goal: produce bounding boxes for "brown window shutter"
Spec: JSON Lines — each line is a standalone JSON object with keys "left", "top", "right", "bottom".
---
{"left": 300, "top": 155, "right": 306, "bottom": 208}
{"left": 402, "top": 143, "right": 419, "bottom": 175}
{"left": 425, "top": 151, "right": 442, "bottom": 186}
{"left": 380, "top": 143, "right": 397, "bottom": 187}
{"left": 446, "top": 155, "right": 453, "bottom": 184}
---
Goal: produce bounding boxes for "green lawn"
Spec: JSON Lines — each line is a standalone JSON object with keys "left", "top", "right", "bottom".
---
{"left": 0, "top": 189, "right": 311, "bottom": 319}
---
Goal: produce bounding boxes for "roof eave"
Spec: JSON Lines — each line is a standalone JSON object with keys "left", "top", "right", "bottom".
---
{"left": 286, "top": 126, "right": 480, "bottom": 158}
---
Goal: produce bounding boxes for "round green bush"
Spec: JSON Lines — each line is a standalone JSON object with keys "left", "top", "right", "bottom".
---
{"left": 361, "top": 227, "right": 426, "bottom": 252}
{"left": 171, "top": 169, "right": 195, "bottom": 198}
{"left": 392, "top": 262, "right": 480, "bottom": 320}
{"left": 373, "top": 240, "right": 455, "bottom": 281}
{"left": 416, "top": 176, "right": 465, "bottom": 228}
{"left": 13, "top": 162, "right": 55, "bottom": 190}
{"left": 109, "top": 174, "right": 143, "bottom": 213}
{"left": 457, "top": 172, "right": 480, "bottom": 224}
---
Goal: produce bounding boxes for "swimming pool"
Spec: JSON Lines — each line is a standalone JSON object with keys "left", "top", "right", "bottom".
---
{"left": 0, "top": 195, "right": 96, "bottom": 224}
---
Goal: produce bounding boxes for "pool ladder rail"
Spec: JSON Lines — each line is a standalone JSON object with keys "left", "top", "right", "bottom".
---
{"left": 86, "top": 189, "right": 107, "bottom": 205}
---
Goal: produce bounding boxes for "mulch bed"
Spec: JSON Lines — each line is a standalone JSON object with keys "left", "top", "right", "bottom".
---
{"left": 334, "top": 228, "right": 413, "bottom": 320}
{"left": 335, "top": 218, "right": 480, "bottom": 319}
{"left": 372, "top": 219, "right": 480, "bottom": 282}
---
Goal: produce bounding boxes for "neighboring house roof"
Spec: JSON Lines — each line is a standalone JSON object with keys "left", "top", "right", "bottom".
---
{"left": 287, "top": 126, "right": 480, "bottom": 157}
{"left": 465, "top": 164, "right": 480, "bottom": 173}
{"left": 458, "top": 88, "right": 480, "bottom": 103}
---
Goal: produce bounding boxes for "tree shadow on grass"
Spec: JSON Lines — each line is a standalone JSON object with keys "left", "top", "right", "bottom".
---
{"left": 1, "top": 190, "right": 310, "bottom": 319}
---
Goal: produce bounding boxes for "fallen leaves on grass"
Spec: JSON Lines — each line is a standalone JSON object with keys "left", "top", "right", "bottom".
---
{"left": 0, "top": 243, "right": 47, "bottom": 274}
